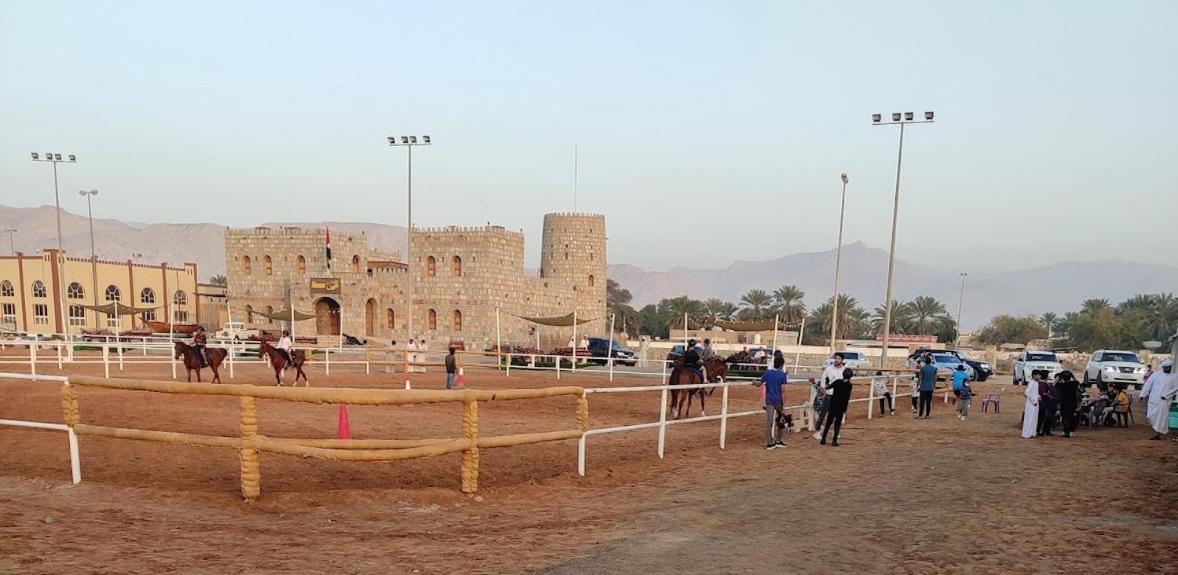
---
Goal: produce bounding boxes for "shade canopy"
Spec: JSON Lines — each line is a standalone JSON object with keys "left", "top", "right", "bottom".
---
{"left": 252, "top": 308, "right": 316, "bottom": 322}
{"left": 82, "top": 302, "right": 160, "bottom": 315}
{"left": 517, "top": 312, "right": 595, "bottom": 327}
{"left": 713, "top": 318, "right": 801, "bottom": 332}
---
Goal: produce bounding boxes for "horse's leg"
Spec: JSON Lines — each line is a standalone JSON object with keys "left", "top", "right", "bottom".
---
{"left": 186, "top": 367, "right": 192, "bottom": 383}
{"left": 211, "top": 364, "right": 220, "bottom": 384}
{"left": 297, "top": 365, "right": 308, "bottom": 386}
{"left": 699, "top": 389, "right": 706, "bottom": 417}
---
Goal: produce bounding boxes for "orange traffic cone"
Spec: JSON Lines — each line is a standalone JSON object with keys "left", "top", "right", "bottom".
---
{"left": 337, "top": 404, "right": 352, "bottom": 439}
{"left": 456, "top": 367, "right": 465, "bottom": 389}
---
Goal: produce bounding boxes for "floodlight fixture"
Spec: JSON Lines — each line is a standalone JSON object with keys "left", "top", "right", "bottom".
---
{"left": 872, "top": 114, "right": 881, "bottom": 123}
{"left": 904, "top": 112, "right": 914, "bottom": 121}
{"left": 409, "top": 136, "right": 417, "bottom": 144}
{"left": 925, "top": 111, "right": 934, "bottom": 120}
{"left": 31, "top": 152, "right": 39, "bottom": 160}
{"left": 422, "top": 135, "right": 430, "bottom": 144}
{"left": 891, "top": 113, "right": 901, "bottom": 122}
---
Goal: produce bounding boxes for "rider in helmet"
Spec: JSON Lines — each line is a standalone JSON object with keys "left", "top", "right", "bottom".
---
{"left": 683, "top": 338, "right": 704, "bottom": 384}
{"left": 277, "top": 330, "right": 294, "bottom": 370}
{"left": 192, "top": 326, "right": 208, "bottom": 367}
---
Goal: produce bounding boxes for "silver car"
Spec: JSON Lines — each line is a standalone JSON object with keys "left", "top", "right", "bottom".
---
{"left": 1083, "top": 349, "right": 1147, "bottom": 387}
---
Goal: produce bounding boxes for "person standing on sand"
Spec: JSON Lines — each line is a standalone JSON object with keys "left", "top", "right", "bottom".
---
{"left": 956, "top": 378, "right": 973, "bottom": 420}
{"left": 872, "top": 371, "right": 894, "bottom": 415}
{"left": 1055, "top": 371, "right": 1081, "bottom": 438}
{"left": 813, "top": 353, "right": 845, "bottom": 439}
{"left": 418, "top": 338, "right": 429, "bottom": 373}
{"left": 1140, "top": 359, "right": 1176, "bottom": 440}
{"left": 1021, "top": 370, "right": 1042, "bottom": 439}
{"left": 909, "top": 373, "right": 920, "bottom": 413}
{"left": 444, "top": 347, "right": 458, "bottom": 390}
{"left": 916, "top": 356, "right": 937, "bottom": 419}
{"left": 756, "top": 356, "right": 789, "bottom": 450}
{"left": 1038, "top": 371, "right": 1057, "bottom": 436}
{"left": 820, "top": 368, "right": 853, "bottom": 446}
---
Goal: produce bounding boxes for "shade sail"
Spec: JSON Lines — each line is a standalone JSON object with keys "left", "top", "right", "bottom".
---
{"left": 82, "top": 302, "right": 160, "bottom": 315}
{"left": 517, "top": 312, "right": 595, "bottom": 327}
{"left": 252, "top": 308, "right": 316, "bottom": 321}
{"left": 713, "top": 318, "right": 801, "bottom": 332}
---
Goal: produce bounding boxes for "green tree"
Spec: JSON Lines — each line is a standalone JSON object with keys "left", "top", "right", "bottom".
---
{"left": 208, "top": 274, "right": 228, "bottom": 286}
{"left": 1117, "top": 293, "right": 1178, "bottom": 343}
{"left": 739, "top": 289, "right": 773, "bottom": 320}
{"left": 704, "top": 298, "right": 737, "bottom": 325}
{"left": 1040, "top": 312, "right": 1058, "bottom": 339}
{"left": 908, "top": 295, "right": 950, "bottom": 335}
{"left": 975, "top": 315, "right": 1048, "bottom": 345}
{"left": 771, "top": 285, "right": 807, "bottom": 324}
{"left": 660, "top": 296, "right": 706, "bottom": 330}
{"left": 806, "top": 294, "right": 869, "bottom": 344}
{"left": 871, "top": 300, "right": 914, "bottom": 335}
{"left": 638, "top": 304, "right": 668, "bottom": 338}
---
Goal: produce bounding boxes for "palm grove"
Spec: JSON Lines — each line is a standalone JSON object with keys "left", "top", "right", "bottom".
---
{"left": 975, "top": 294, "right": 1178, "bottom": 353}
{"left": 606, "top": 279, "right": 959, "bottom": 345}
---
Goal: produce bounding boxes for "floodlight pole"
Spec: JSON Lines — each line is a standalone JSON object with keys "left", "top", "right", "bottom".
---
{"left": 2, "top": 229, "right": 15, "bottom": 256}
{"left": 387, "top": 135, "right": 431, "bottom": 347}
{"left": 32, "top": 152, "right": 76, "bottom": 335}
{"left": 79, "top": 190, "right": 99, "bottom": 328}
{"left": 829, "top": 173, "right": 849, "bottom": 353}
{"left": 871, "top": 113, "right": 934, "bottom": 368}
{"left": 955, "top": 273, "right": 968, "bottom": 348}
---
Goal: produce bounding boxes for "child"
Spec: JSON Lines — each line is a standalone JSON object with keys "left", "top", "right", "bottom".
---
{"left": 810, "top": 377, "right": 829, "bottom": 439}
{"left": 909, "top": 374, "right": 920, "bottom": 413}
{"left": 950, "top": 364, "right": 969, "bottom": 406}
{"left": 872, "top": 371, "right": 894, "bottom": 415}
{"left": 957, "top": 378, "right": 973, "bottom": 420}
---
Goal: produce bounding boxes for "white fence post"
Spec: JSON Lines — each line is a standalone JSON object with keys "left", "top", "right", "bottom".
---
{"left": 657, "top": 386, "right": 668, "bottom": 459}
{"left": 608, "top": 356, "right": 614, "bottom": 382}
{"left": 56, "top": 342, "right": 63, "bottom": 369}
{"left": 577, "top": 435, "right": 587, "bottom": 476}
{"left": 102, "top": 345, "right": 110, "bottom": 378}
{"left": 117, "top": 343, "right": 124, "bottom": 371}
{"left": 719, "top": 383, "right": 730, "bottom": 449}
{"left": 29, "top": 343, "right": 37, "bottom": 377}
{"left": 67, "top": 427, "right": 82, "bottom": 485}
{"left": 506, "top": 353, "right": 511, "bottom": 377}
{"left": 228, "top": 344, "right": 235, "bottom": 379}
{"left": 325, "top": 348, "right": 331, "bottom": 376}
{"left": 555, "top": 354, "right": 560, "bottom": 380}
{"left": 867, "top": 379, "right": 875, "bottom": 420}
{"left": 170, "top": 343, "right": 176, "bottom": 379}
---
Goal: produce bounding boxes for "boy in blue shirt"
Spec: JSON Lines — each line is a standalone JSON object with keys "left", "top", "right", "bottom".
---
{"left": 957, "top": 377, "right": 974, "bottom": 420}
{"left": 757, "top": 356, "right": 789, "bottom": 450}
{"left": 950, "top": 364, "right": 969, "bottom": 405}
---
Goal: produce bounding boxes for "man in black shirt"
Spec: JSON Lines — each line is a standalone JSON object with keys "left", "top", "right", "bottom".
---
{"left": 821, "top": 368, "right": 854, "bottom": 447}
{"left": 1055, "top": 371, "right": 1081, "bottom": 438}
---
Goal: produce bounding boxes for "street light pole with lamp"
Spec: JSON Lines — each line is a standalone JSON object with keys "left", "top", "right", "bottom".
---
{"left": 829, "top": 173, "right": 849, "bottom": 352}
{"left": 870, "top": 111, "right": 934, "bottom": 368}
{"left": 955, "top": 272, "right": 968, "bottom": 348}
{"left": 31, "top": 152, "right": 77, "bottom": 335}
{"left": 79, "top": 190, "right": 100, "bottom": 329}
{"left": 387, "top": 135, "right": 431, "bottom": 347}
{"left": 2, "top": 229, "right": 16, "bottom": 256}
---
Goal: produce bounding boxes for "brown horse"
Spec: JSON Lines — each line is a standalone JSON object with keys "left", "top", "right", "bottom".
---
{"left": 174, "top": 341, "right": 227, "bottom": 383}
{"left": 258, "top": 340, "right": 308, "bottom": 387}
{"left": 667, "top": 357, "right": 727, "bottom": 419}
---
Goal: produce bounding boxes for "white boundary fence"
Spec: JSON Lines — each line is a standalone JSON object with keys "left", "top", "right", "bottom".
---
{"left": 0, "top": 372, "right": 80, "bottom": 485}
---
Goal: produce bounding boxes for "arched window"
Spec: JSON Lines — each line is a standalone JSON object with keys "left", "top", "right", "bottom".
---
{"left": 140, "top": 288, "right": 156, "bottom": 304}
{"left": 452, "top": 255, "right": 462, "bottom": 277}
{"left": 453, "top": 309, "right": 463, "bottom": 332}
{"left": 105, "top": 285, "right": 121, "bottom": 302}
{"left": 297, "top": 255, "right": 306, "bottom": 275}
{"left": 67, "top": 282, "right": 84, "bottom": 299}
{"left": 428, "top": 308, "right": 437, "bottom": 330}
{"left": 386, "top": 308, "right": 395, "bottom": 330}
{"left": 0, "top": 280, "right": 13, "bottom": 297}
{"left": 32, "top": 281, "right": 47, "bottom": 298}
{"left": 427, "top": 256, "right": 436, "bottom": 277}
{"left": 265, "top": 305, "right": 275, "bottom": 325}
{"left": 173, "top": 290, "right": 187, "bottom": 306}
{"left": 243, "top": 255, "right": 252, "bottom": 275}
{"left": 352, "top": 255, "right": 361, "bottom": 273}
{"left": 263, "top": 255, "right": 272, "bottom": 276}
{"left": 588, "top": 274, "right": 595, "bottom": 287}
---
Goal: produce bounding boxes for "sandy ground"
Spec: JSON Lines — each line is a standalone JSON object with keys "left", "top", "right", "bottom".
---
{"left": 1, "top": 354, "right": 1176, "bottom": 574}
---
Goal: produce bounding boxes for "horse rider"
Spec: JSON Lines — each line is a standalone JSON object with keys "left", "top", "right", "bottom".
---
{"left": 277, "top": 330, "right": 294, "bottom": 370}
{"left": 700, "top": 338, "right": 717, "bottom": 382}
{"left": 192, "top": 326, "right": 208, "bottom": 367}
{"left": 682, "top": 339, "right": 705, "bottom": 384}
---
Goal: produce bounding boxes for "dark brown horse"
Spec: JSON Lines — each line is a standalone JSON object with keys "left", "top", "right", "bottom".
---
{"left": 174, "top": 341, "right": 227, "bottom": 383}
{"left": 667, "top": 357, "right": 727, "bottom": 419}
{"left": 258, "top": 340, "right": 308, "bottom": 387}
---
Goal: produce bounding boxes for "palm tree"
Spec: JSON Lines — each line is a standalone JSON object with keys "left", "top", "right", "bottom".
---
{"left": 908, "top": 296, "right": 949, "bottom": 335}
{"left": 208, "top": 274, "right": 228, "bottom": 287}
{"left": 771, "top": 285, "right": 807, "bottom": 324}
{"left": 1118, "top": 293, "right": 1178, "bottom": 342}
{"left": 1040, "top": 312, "right": 1058, "bottom": 339}
{"left": 1081, "top": 299, "right": 1111, "bottom": 314}
{"left": 871, "top": 299, "right": 913, "bottom": 334}
{"left": 661, "top": 296, "right": 706, "bottom": 329}
{"left": 739, "top": 289, "right": 772, "bottom": 320}
{"left": 808, "top": 294, "right": 867, "bottom": 341}
{"left": 704, "top": 298, "right": 731, "bottom": 323}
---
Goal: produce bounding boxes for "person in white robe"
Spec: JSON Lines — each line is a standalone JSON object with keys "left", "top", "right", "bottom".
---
{"left": 1140, "top": 359, "right": 1176, "bottom": 440}
{"left": 417, "top": 338, "right": 429, "bottom": 373}
{"left": 1021, "top": 370, "right": 1041, "bottom": 438}
{"left": 407, "top": 339, "right": 418, "bottom": 373}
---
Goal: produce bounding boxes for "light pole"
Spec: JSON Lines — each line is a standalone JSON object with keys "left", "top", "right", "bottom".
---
{"left": 955, "top": 272, "right": 967, "bottom": 348}
{"left": 32, "top": 152, "right": 77, "bottom": 335}
{"left": 2, "top": 229, "right": 16, "bottom": 256}
{"left": 387, "top": 135, "right": 431, "bottom": 345}
{"left": 79, "top": 190, "right": 100, "bottom": 329}
{"left": 870, "top": 111, "right": 934, "bottom": 368}
{"left": 829, "top": 172, "right": 849, "bottom": 352}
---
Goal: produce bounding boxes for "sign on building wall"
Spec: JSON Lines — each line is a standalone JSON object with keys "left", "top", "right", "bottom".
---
{"left": 309, "top": 277, "right": 341, "bottom": 295}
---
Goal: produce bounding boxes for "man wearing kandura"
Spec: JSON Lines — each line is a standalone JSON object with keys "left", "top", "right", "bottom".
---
{"left": 1140, "top": 359, "right": 1176, "bottom": 441}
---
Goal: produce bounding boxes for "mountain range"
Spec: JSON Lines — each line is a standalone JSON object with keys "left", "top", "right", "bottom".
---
{"left": 3, "top": 204, "right": 1175, "bottom": 330}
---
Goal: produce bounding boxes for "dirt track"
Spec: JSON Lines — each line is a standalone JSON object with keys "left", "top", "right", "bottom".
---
{"left": 2, "top": 358, "right": 1176, "bottom": 574}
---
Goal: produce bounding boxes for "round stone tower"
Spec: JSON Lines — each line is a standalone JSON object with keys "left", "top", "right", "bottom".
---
{"left": 540, "top": 213, "right": 607, "bottom": 329}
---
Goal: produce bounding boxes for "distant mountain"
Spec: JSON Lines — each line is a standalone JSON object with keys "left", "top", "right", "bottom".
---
{"left": 608, "top": 242, "right": 1178, "bottom": 329}
{"left": 4, "top": 204, "right": 1174, "bottom": 329}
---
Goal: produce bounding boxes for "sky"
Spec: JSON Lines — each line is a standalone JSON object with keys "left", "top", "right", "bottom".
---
{"left": 1, "top": 0, "right": 1176, "bottom": 272}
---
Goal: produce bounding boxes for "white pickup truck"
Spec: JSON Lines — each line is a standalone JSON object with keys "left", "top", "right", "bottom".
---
{"left": 1012, "top": 350, "right": 1063, "bottom": 386}
{"left": 214, "top": 321, "right": 260, "bottom": 341}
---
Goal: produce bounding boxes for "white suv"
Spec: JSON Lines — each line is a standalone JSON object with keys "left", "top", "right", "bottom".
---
{"left": 214, "top": 321, "right": 260, "bottom": 341}
{"left": 1012, "top": 350, "right": 1063, "bottom": 385}
{"left": 1083, "top": 350, "right": 1147, "bottom": 388}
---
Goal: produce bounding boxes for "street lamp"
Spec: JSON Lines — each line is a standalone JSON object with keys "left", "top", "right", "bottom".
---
{"left": 387, "top": 135, "right": 432, "bottom": 346}
{"left": 955, "top": 272, "right": 968, "bottom": 348}
{"left": 2, "top": 229, "right": 16, "bottom": 256}
{"left": 870, "top": 111, "right": 934, "bottom": 367}
{"left": 32, "top": 152, "right": 77, "bottom": 334}
{"left": 79, "top": 190, "right": 100, "bottom": 329}
{"left": 829, "top": 173, "right": 849, "bottom": 352}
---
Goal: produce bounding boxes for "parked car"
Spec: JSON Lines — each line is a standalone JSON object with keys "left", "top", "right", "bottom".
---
{"left": 925, "top": 353, "right": 976, "bottom": 381}
{"left": 215, "top": 321, "right": 259, "bottom": 341}
{"left": 1012, "top": 350, "right": 1063, "bottom": 385}
{"left": 823, "top": 351, "right": 873, "bottom": 370}
{"left": 907, "top": 348, "right": 992, "bottom": 382}
{"left": 587, "top": 337, "right": 637, "bottom": 366}
{"left": 1084, "top": 349, "right": 1147, "bottom": 388}
{"left": 666, "top": 344, "right": 686, "bottom": 362}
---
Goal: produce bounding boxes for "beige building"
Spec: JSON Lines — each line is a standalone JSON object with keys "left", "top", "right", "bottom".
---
{"left": 224, "top": 213, "right": 607, "bottom": 349}
{"left": 0, "top": 250, "right": 199, "bottom": 334}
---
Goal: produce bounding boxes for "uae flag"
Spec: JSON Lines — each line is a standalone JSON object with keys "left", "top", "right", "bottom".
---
{"left": 325, "top": 228, "right": 332, "bottom": 271}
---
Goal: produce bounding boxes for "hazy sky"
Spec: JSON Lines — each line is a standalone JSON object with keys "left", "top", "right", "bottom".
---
{"left": 2, "top": 1, "right": 1175, "bottom": 272}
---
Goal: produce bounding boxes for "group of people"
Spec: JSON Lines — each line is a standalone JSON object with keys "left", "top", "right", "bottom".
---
{"left": 756, "top": 352, "right": 856, "bottom": 449}
{"left": 1019, "top": 359, "right": 1176, "bottom": 440}
{"left": 191, "top": 326, "right": 294, "bottom": 368}
{"left": 391, "top": 338, "right": 430, "bottom": 373}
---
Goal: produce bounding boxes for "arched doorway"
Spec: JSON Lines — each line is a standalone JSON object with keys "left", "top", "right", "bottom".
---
{"left": 314, "top": 297, "right": 341, "bottom": 336}
{"left": 365, "top": 298, "right": 377, "bottom": 337}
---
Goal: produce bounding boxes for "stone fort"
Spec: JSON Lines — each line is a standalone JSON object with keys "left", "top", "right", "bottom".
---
{"left": 224, "top": 213, "right": 607, "bottom": 349}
